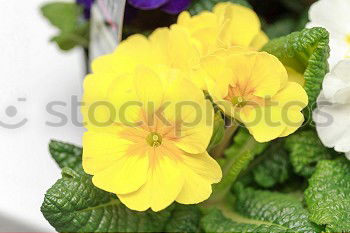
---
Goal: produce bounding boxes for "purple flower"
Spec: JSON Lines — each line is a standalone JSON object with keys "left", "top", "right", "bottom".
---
{"left": 128, "top": 0, "right": 191, "bottom": 14}
{"left": 161, "top": 0, "right": 191, "bottom": 14}
{"left": 77, "top": 0, "right": 94, "bottom": 19}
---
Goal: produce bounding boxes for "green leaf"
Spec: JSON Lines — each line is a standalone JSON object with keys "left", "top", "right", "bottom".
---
{"left": 41, "top": 167, "right": 201, "bottom": 232}
{"left": 207, "top": 112, "right": 225, "bottom": 151}
{"left": 262, "top": 27, "right": 330, "bottom": 112}
{"left": 305, "top": 158, "right": 350, "bottom": 232}
{"left": 201, "top": 185, "right": 322, "bottom": 232}
{"left": 253, "top": 145, "right": 292, "bottom": 188}
{"left": 188, "top": 0, "right": 251, "bottom": 15}
{"left": 41, "top": 2, "right": 83, "bottom": 32}
{"left": 49, "top": 140, "right": 82, "bottom": 170}
{"left": 284, "top": 130, "right": 333, "bottom": 177}
{"left": 201, "top": 209, "right": 288, "bottom": 232}
{"left": 41, "top": 2, "right": 89, "bottom": 50}
{"left": 164, "top": 205, "right": 201, "bottom": 233}
{"left": 51, "top": 23, "right": 89, "bottom": 51}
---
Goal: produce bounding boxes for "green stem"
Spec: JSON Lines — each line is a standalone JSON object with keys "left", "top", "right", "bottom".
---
{"left": 211, "top": 122, "right": 238, "bottom": 158}
{"left": 209, "top": 135, "right": 259, "bottom": 203}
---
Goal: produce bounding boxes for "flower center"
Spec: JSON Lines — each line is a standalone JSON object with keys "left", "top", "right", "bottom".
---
{"left": 231, "top": 96, "right": 246, "bottom": 107}
{"left": 146, "top": 132, "right": 162, "bottom": 147}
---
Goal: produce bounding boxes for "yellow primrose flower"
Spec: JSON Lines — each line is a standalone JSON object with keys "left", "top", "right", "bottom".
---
{"left": 177, "top": 2, "right": 269, "bottom": 55}
{"left": 204, "top": 49, "right": 308, "bottom": 142}
{"left": 82, "top": 65, "right": 222, "bottom": 212}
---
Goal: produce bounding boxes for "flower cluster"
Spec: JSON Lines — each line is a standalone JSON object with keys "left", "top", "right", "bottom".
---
{"left": 83, "top": 3, "right": 308, "bottom": 211}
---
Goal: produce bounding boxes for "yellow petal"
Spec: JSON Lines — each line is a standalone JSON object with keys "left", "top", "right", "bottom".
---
{"left": 192, "top": 27, "right": 219, "bottom": 55}
{"left": 178, "top": 11, "right": 218, "bottom": 32}
{"left": 201, "top": 55, "right": 232, "bottom": 98}
{"left": 118, "top": 149, "right": 184, "bottom": 211}
{"left": 272, "top": 81, "right": 308, "bottom": 110}
{"left": 279, "top": 110, "right": 305, "bottom": 137}
{"left": 250, "top": 31, "right": 269, "bottom": 50}
{"left": 214, "top": 3, "right": 260, "bottom": 47}
{"left": 134, "top": 66, "right": 164, "bottom": 114}
{"left": 82, "top": 131, "right": 132, "bottom": 174}
{"left": 227, "top": 52, "right": 288, "bottom": 97}
{"left": 177, "top": 11, "right": 191, "bottom": 25}
{"left": 163, "top": 77, "right": 214, "bottom": 154}
{"left": 176, "top": 152, "right": 222, "bottom": 204}
{"left": 168, "top": 25, "right": 201, "bottom": 70}
{"left": 92, "top": 34, "right": 162, "bottom": 75}
{"left": 149, "top": 27, "right": 171, "bottom": 66}
{"left": 272, "top": 82, "right": 308, "bottom": 137}
{"left": 83, "top": 73, "right": 117, "bottom": 104}
{"left": 179, "top": 11, "right": 219, "bottom": 55}
{"left": 251, "top": 52, "right": 288, "bottom": 95}
{"left": 188, "top": 67, "right": 210, "bottom": 91}
{"left": 240, "top": 106, "right": 286, "bottom": 142}
{"left": 92, "top": 151, "right": 149, "bottom": 195}
{"left": 107, "top": 73, "right": 143, "bottom": 126}
{"left": 91, "top": 54, "right": 120, "bottom": 74}
{"left": 82, "top": 73, "right": 121, "bottom": 130}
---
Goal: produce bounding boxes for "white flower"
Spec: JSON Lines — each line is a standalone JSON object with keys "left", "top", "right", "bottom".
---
{"left": 313, "top": 59, "right": 350, "bottom": 160}
{"left": 307, "top": 0, "right": 350, "bottom": 69}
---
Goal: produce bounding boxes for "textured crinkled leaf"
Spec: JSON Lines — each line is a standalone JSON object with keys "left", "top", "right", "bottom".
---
{"left": 202, "top": 185, "right": 321, "bottom": 232}
{"left": 41, "top": 167, "right": 200, "bottom": 232}
{"left": 201, "top": 209, "right": 286, "bottom": 232}
{"left": 188, "top": 0, "right": 251, "bottom": 15}
{"left": 49, "top": 140, "right": 82, "bottom": 170}
{"left": 164, "top": 205, "right": 201, "bottom": 233}
{"left": 208, "top": 112, "right": 225, "bottom": 151}
{"left": 284, "top": 130, "right": 332, "bottom": 177}
{"left": 253, "top": 145, "right": 292, "bottom": 188}
{"left": 262, "top": 27, "right": 330, "bottom": 111}
{"left": 234, "top": 185, "right": 322, "bottom": 232}
{"left": 305, "top": 158, "right": 350, "bottom": 232}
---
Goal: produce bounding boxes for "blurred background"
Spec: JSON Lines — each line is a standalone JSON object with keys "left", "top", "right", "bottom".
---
{"left": 0, "top": 0, "right": 84, "bottom": 231}
{"left": 0, "top": 0, "right": 316, "bottom": 231}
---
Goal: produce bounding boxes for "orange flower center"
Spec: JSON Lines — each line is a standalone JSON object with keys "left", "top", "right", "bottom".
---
{"left": 146, "top": 132, "right": 163, "bottom": 147}
{"left": 224, "top": 84, "right": 265, "bottom": 108}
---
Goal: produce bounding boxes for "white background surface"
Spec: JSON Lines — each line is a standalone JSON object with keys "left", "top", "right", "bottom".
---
{"left": 0, "top": 0, "right": 85, "bottom": 231}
